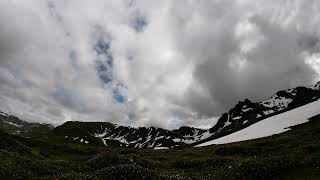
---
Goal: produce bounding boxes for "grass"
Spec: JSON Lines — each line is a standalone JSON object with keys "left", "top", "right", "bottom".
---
{"left": 1, "top": 114, "right": 320, "bottom": 179}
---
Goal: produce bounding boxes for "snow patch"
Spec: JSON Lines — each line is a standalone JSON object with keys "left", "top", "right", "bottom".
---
{"left": 263, "top": 110, "right": 274, "bottom": 115}
{"left": 233, "top": 116, "right": 241, "bottom": 120}
{"left": 101, "top": 139, "right": 108, "bottom": 146}
{"left": 0, "top": 112, "right": 9, "bottom": 117}
{"left": 224, "top": 121, "right": 232, "bottom": 127}
{"left": 94, "top": 131, "right": 107, "bottom": 138}
{"left": 181, "top": 130, "right": 213, "bottom": 144}
{"left": 4, "top": 121, "right": 22, "bottom": 127}
{"left": 261, "top": 94, "right": 293, "bottom": 111}
{"left": 103, "top": 134, "right": 130, "bottom": 145}
{"left": 242, "top": 108, "right": 253, "bottom": 112}
{"left": 196, "top": 99, "right": 320, "bottom": 147}
{"left": 154, "top": 147, "right": 169, "bottom": 150}
{"left": 154, "top": 136, "right": 164, "bottom": 141}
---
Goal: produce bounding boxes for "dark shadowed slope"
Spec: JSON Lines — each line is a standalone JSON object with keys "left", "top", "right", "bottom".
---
{"left": 0, "top": 112, "right": 53, "bottom": 138}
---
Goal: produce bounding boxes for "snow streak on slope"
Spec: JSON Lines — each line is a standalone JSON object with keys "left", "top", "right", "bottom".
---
{"left": 196, "top": 99, "right": 320, "bottom": 147}
{"left": 260, "top": 91, "right": 294, "bottom": 111}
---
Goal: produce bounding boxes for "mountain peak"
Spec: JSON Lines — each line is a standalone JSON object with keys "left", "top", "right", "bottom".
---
{"left": 310, "top": 81, "right": 320, "bottom": 90}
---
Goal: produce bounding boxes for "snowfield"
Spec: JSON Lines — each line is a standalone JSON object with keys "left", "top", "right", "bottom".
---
{"left": 196, "top": 99, "right": 320, "bottom": 147}
{"left": 154, "top": 147, "right": 169, "bottom": 150}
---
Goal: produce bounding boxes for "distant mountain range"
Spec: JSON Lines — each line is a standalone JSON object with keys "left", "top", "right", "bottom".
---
{"left": 1, "top": 81, "right": 320, "bottom": 148}
{"left": 0, "top": 112, "right": 53, "bottom": 138}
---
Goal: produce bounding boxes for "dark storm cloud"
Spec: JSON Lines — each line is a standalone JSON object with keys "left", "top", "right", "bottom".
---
{"left": 169, "top": 1, "right": 320, "bottom": 117}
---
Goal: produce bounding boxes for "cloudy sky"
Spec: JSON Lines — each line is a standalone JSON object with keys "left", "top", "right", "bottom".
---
{"left": 1, "top": 0, "right": 320, "bottom": 129}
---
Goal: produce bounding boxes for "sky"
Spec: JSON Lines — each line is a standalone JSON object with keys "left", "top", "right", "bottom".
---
{"left": 1, "top": 0, "right": 320, "bottom": 129}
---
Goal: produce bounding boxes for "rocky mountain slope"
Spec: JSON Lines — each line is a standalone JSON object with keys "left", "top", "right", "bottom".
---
{"left": 0, "top": 111, "right": 53, "bottom": 138}
{"left": 49, "top": 121, "right": 210, "bottom": 148}
{"left": 192, "top": 83, "right": 320, "bottom": 146}
{"left": 197, "top": 96, "right": 320, "bottom": 146}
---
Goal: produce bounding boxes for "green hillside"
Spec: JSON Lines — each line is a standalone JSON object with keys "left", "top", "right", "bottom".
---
{"left": 1, "top": 114, "right": 319, "bottom": 179}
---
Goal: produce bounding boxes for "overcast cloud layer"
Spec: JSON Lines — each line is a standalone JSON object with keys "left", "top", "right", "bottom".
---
{"left": 1, "top": 0, "right": 320, "bottom": 129}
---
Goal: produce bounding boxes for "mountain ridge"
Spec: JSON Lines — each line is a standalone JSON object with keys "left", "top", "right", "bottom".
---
{"left": 191, "top": 84, "right": 320, "bottom": 146}
{"left": 1, "top": 81, "right": 320, "bottom": 148}
{"left": 0, "top": 111, "right": 53, "bottom": 138}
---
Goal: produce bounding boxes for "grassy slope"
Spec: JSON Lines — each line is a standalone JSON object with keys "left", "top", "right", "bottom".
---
{"left": 1, "top": 114, "right": 320, "bottom": 179}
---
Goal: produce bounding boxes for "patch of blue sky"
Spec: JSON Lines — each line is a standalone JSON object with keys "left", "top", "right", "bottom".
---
{"left": 94, "top": 38, "right": 111, "bottom": 55}
{"left": 94, "top": 37, "right": 114, "bottom": 84}
{"left": 130, "top": 12, "right": 147, "bottom": 33}
{"left": 93, "top": 37, "right": 127, "bottom": 103}
{"left": 112, "top": 87, "right": 127, "bottom": 104}
{"left": 95, "top": 60, "right": 113, "bottom": 84}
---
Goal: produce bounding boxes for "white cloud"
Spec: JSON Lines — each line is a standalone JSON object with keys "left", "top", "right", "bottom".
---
{"left": 0, "top": 0, "right": 319, "bottom": 129}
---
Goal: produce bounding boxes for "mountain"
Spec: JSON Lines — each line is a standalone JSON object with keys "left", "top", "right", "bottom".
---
{"left": 48, "top": 121, "right": 210, "bottom": 148}
{"left": 192, "top": 83, "right": 320, "bottom": 146}
{"left": 45, "top": 81, "right": 320, "bottom": 148}
{"left": 196, "top": 95, "right": 320, "bottom": 146}
{"left": 1, "top": 81, "right": 320, "bottom": 148}
{"left": 0, "top": 111, "right": 53, "bottom": 138}
{"left": 0, "top": 111, "right": 212, "bottom": 148}
{"left": 1, "top": 82, "right": 320, "bottom": 179}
